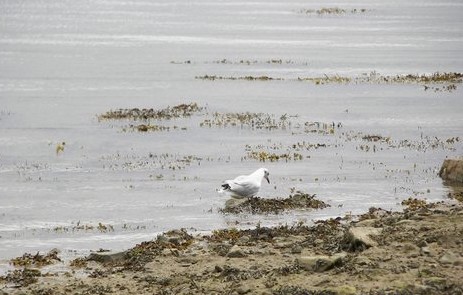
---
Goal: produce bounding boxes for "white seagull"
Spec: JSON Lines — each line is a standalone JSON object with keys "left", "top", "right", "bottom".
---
{"left": 219, "top": 168, "right": 270, "bottom": 199}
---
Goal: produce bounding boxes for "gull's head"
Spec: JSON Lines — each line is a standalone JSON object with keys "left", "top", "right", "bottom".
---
{"left": 261, "top": 168, "right": 270, "bottom": 184}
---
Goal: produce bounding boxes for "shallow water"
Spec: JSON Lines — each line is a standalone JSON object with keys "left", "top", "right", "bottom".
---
{"left": 0, "top": 0, "right": 462, "bottom": 269}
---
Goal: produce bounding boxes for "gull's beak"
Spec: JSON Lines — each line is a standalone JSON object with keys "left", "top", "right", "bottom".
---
{"left": 265, "top": 175, "right": 270, "bottom": 184}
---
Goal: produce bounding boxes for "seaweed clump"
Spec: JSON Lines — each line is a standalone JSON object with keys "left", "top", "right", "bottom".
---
{"left": 220, "top": 191, "right": 329, "bottom": 214}
{"left": 122, "top": 124, "right": 174, "bottom": 132}
{"left": 299, "top": 7, "right": 367, "bottom": 15}
{"left": 246, "top": 151, "right": 304, "bottom": 162}
{"left": 195, "top": 75, "right": 281, "bottom": 81}
{"left": 98, "top": 103, "right": 203, "bottom": 121}
{"left": 200, "top": 112, "right": 292, "bottom": 130}
{"left": 10, "top": 249, "right": 61, "bottom": 267}
{"left": 401, "top": 197, "right": 427, "bottom": 211}
{"left": 122, "top": 229, "right": 194, "bottom": 271}
{"left": 0, "top": 268, "right": 42, "bottom": 287}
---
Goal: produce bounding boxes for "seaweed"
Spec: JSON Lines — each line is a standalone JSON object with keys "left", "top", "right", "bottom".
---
{"left": 10, "top": 249, "right": 61, "bottom": 268}
{"left": 220, "top": 191, "right": 329, "bottom": 214}
{"left": 98, "top": 103, "right": 203, "bottom": 121}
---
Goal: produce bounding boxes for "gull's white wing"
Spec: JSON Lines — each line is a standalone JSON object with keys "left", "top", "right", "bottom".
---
{"left": 226, "top": 178, "right": 260, "bottom": 198}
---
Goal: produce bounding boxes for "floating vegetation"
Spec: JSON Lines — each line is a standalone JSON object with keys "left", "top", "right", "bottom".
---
{"left": 121, "top": 124, "right": 184, "bottom": 132}
{"left": 52, "top": 222, "right": 114, "bottom": 233}
{"left": 100, "top": 152, "right": 203, "bottom": 171}
{"left": 196, "top": 72, "right": 462, "bottom": 91}
{"left": 171, "top": 59, "right": 310, "bottom": 66}
{"left": 245, "top": 151, "right": 303, "bottom": 162}
{"left": 302, "top": 121, "right": 340, "bottom": 135}
{"left": 196, "top": 75, "right": 282, "bottom": 81}
{"left": 220, "top": 191, "right": 330, "bottom": 214}
{"left": 362, "top": 135, "right": 391, "bottom": 143}
{"left": 10, "top": 249, "right": 61, "bottom": 267}
{"left": 244, "top": 139, "right": 330, "bottom": 162}
{"left": 200, "top": 112, "right": 292, "bottom": 130}
{"left": 298, "top": 74, "right": 351, "bottom": 84}
{"left": 298, "top": 7, "right": 368, "bottom": 15}
{"left": 344, "top": 131, "right": 459, "bottom": 153}
{"left": 97, "top": 103, "right": 204, "bottom": 121}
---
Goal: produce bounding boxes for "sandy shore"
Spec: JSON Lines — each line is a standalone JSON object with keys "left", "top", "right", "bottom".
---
{"left": 2, "top": 196, "right": 463, "bottom": 295}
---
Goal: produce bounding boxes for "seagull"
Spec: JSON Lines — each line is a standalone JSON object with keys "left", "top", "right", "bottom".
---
{"left": 218, "top": 168, "right": 270, "bottom": 199}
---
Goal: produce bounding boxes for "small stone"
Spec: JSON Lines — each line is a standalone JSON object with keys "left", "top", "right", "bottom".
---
{"left": 343, "top": 226, "right": 380, "bottom": 251}
{"left": 297, "top": 252, "right": 346, "bottom": 272}
{"left": 314, "top": 239, "right": 324, "bottom": 246}
{"left": 291, "top": 245, "right": 302, "bottom": 254}
{"left": 439, "top": 251, "right": 463, "bottom": 265}
{"left": 237, "top": 236, "right": 250, "bottom": 245}
{"left": 87, "top": 250, "right": 128, "bottom": 264}
{"left": 353, "top": 256, "right": 372, "bottom": 266}
{"left": 420, "top": 247, "right": 431, "bottom": 256}
{"left": 227, "top": 245, "right": 246, "bottom": 258}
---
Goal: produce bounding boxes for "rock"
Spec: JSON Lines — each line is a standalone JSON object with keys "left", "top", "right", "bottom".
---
{"left": 439, "top": 251, "right": 463, "bottom": 265}
{"left": 439, "top": 158, "right": 463, "bottom": 183}
{"left": 297, "top": 252, "right": 347, "bottom": 272}
{"left": 420, "top": 247, "right": 432, "bottom": 256}
{"left": 353, "top": 255, "right": 372, "bottom": 266}
{"left": 237, "top": 235, "right": 250, "bottom": 246}
{"left": 87, "top": 250, "right": 128, "bottom": 264}
{"left": 343, "top": 226, "right": 381, "bottom": 251}
{"left": 227, "top": 245, "right": 246, "bottom": 258}
{"left": 291, "top": 244, "right": 303, "bottom": 254}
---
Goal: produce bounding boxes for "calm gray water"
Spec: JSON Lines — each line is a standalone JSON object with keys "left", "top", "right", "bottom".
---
{"left": 1, "top": 0, "right": 462, "bottom": 268}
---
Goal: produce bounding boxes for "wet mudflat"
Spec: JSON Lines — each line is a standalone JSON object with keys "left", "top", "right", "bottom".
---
{"left": 2, "top": 200, "right": 463, "bottom": 294}
{"left": 0, "top": 0, "right": 462, "bottom": 286}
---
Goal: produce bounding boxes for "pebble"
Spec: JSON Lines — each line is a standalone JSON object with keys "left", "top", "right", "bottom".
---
{"left": 297, "top": 252, "right": 347, "bottom": 272}
{"left": 227, "top": 245, "right": 247, "bottom": 258}
{"left": 439, "top": 251, "right": 463, "bottom": 265}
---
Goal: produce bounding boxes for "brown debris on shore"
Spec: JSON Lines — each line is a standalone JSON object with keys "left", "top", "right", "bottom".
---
{"left": 2, "top": 201, "right": 463, "bottom": 294}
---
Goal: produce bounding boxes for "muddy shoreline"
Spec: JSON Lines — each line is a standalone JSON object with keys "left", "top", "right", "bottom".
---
{"left": 2, "top": 197, "right": 462, "bottom": 295}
